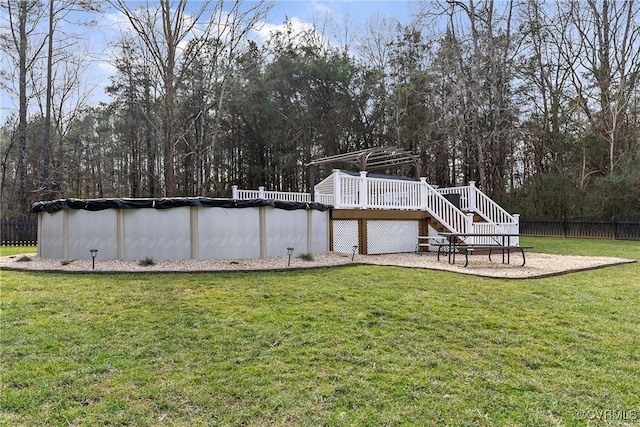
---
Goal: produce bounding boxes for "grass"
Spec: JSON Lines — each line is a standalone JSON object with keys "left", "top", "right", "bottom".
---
{"left": 1, "top": 238, "right": 639, "bottom": 426}
{"left": 0, "top": 246, "right": 37, "bottom": 257}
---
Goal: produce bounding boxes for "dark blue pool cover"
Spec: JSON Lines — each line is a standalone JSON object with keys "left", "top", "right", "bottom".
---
{"left": 32, "top": 197, "right": 332, "bottom": 214}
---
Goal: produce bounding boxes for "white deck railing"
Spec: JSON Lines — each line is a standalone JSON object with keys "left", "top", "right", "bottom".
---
{"left": 316, "top": 174, "right": 518, "bottom": 228}
{"left": 367, "top": 176, "right": 422, "bottom": 209}
{"left": 231, "top": 186, "right": 311, "bottom": 202}
{"left": 232, "top": 171, "right": 519, "bottom": 241}
{"left": 318, "top": 171, "right": 470, "bottom": 234}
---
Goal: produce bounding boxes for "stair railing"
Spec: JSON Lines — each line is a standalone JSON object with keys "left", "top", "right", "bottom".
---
{"left": 468, "top": 182, "right": 516, "bottom": 224}
{"left": 437, "top": 182, "right": 516, "bottom": 225}
{"left": 420, "top": 178, "right": 469, "bottom": 235}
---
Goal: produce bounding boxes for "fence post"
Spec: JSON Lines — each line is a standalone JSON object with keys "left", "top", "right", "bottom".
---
{"left": 562, "top": 216, "right": 567, "bottom": 238}
{"left": 611, "top": 216, "right": 617, "bottom": 240}
{"left": 258, "top": 186, "right": 265, "bottom": 199}
{"left": 231, "top": 185, "right": 238, "bottom": 199}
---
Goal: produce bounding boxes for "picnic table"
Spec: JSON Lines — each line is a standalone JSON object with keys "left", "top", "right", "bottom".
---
{"left": 419, "top": 233, "right": 532, "bottom": 267}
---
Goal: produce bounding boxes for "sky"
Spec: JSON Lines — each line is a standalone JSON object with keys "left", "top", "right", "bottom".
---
{"left": 266, "top": 0, "right": 415, "bottom": 27}
{"left": 95, "top": 1, "right": 418, "bottom": 77}
{"left": 0, "top": 1, "right": 418, "bottom": 124}
{"left": 0, "top": 0, "right": 417, "bottom": 125}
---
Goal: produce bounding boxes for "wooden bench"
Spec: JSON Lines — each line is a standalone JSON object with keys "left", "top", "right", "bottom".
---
{"left": 457, "top": 245, "right": 533, "bottom": 267}
{"left": 433, "top": 232, "right": 532, "bottom": 267}
{"left": 416, "top": 236, "right": 450, "bottom": 255}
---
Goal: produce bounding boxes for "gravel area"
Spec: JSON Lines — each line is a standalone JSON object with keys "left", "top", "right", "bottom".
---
{"left": 0, "top": 251, "right": 634, "bottom": 278}
{"left": 363, "top": 252, "right": 635, "bottom": 278}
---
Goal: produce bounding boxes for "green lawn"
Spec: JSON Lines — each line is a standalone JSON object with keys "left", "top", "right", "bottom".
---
{"left": 0, "top": 246, "right": 37, "bottom": 257}
{"left": 1, "top": 238, "right": 639, "bottom": 426}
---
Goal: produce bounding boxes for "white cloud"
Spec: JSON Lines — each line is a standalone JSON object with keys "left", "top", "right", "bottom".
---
{"left": 251, "top": 16, "right": 317, "bottom": 44}
{"left": 311, "top": 2, "right": 335, "bottom": 18}
{"left": 100, "top": 10, "right": 136, "bottom": 36}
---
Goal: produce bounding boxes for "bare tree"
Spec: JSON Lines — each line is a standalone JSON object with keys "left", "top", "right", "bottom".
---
{"left": 1, "top": 0, "right": 46, "bottom": 212}
{"left": 421, "top": 0, "right": 519, "bottom": 195}
{"left": 567, "top": 0, "right": 640, "bottom": 174}
{"left": 518, "top": 0, "right": 572, "bottom": 177}
{"left": 108, "top": 0, "right": 210, "bottom": 196}
{"left": 28, "top": 0, "right": 99, "bottom": 201}
{"left": 176, "top": 0, "right": 271, "bottom": 196}
{"left": 109, "top": 0, "right": 270, "bottom": 197}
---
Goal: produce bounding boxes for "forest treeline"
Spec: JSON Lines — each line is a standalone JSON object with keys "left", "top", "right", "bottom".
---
{"left": 1, "top": 0, "right": 639, "bottom": 219}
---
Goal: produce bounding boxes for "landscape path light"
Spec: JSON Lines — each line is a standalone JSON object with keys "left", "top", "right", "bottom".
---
{"left": 352, "top": 245, "right": 358, "bottom": 261}
{"left": 287, "top": 247, "right": 294, "bottom": 266}
{"left": 89, "top": 249, "right": 98, "bottom": 270}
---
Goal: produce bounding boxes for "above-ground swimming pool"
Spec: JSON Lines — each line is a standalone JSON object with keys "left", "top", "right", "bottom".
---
{"left": 32, "top": 198, "right": 331, "bottom": 260}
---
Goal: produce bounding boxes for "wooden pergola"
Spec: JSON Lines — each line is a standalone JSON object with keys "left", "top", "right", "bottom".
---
{"left": 307, "top": 147, "right": 422, "bottom": 191}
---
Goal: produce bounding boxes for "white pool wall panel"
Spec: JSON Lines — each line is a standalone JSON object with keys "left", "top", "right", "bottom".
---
{"left": 67, "top": 210, "right": 118, "bottom": 260}
{"left": 265, "top": 208, "right": 307, "bottom": 256}
{"left": 310, "top": 210, "right": 329, "bottom": 253}
{"left": 39, "top": 211, "right": 65, "bottom": 259}
{"left": 124, "top": 208, "right": 191, "bottom": 260}
{"left": 198, "top": 207, "right": 261, "bottom": 259}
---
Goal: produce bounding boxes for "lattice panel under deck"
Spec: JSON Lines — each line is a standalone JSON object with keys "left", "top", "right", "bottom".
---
{"left": 367, "top": 220, "right": 418, "bottom": 254}
{"left": 332, "top": 220, "right": 359, "bottom": 254}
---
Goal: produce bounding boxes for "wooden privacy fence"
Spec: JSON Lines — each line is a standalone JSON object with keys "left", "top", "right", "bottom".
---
{"left": 1, "top": 216, "right": 37, "bottom": 246}
{"left": 520, "top": 218, "right": 640, "bottom": 240}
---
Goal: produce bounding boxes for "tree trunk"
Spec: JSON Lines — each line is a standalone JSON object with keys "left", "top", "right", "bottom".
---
{"left": 18, "top": 0, "right": 28, "bottom": 212}
{"left": 41, "top": 0, "right": 54, "bottom": 201}
{"left": 162, "top": 0, "right": 176, "bottom": 197}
